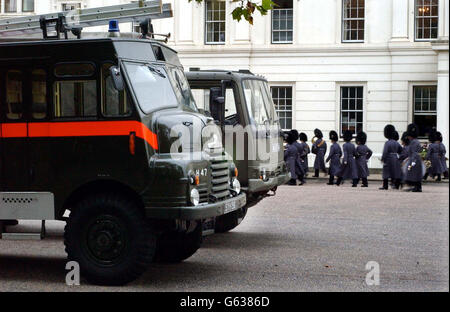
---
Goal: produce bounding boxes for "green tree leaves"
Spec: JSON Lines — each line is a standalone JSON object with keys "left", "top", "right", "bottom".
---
{"left": 188, "top": 0, "right": 276, "bottom": 25}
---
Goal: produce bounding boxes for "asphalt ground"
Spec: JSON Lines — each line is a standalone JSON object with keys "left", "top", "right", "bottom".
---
{"left": 0, "top": 179, "right": 448, "bottom": 292}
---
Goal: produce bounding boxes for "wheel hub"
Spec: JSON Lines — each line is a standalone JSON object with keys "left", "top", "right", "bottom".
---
{"left": 84, "top": 216, "right": 128, "bottom": 265}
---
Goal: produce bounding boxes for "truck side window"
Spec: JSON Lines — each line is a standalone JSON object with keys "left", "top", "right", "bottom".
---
{"left": 5, "top": 70, "right": 23, "bottom": 120}
{"left": 225, "top": 88, "right": 237, "bottom": 118}
{"left": 32, "top": 69, "right": 47, "bottom": 119}
{"left": 54, "top": 80, "right": 97, "bottom": 118}
{"left": 101, "top": 64, "right": 130, "bottom": 117}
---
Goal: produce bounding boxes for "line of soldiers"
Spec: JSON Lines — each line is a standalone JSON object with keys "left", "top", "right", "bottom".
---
{"left": 284, "top": 128, "right": 373, "bottom": 187}
{"left": 380, "top": 123, "right": 448, "bottom": 192}
{"left": 284, "top": 123, "right": 448, "bottom": 192}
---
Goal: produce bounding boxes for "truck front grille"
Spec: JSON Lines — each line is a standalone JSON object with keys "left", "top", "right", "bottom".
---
{"left": 210, "top": 157, "right": 230, "bottom": 201}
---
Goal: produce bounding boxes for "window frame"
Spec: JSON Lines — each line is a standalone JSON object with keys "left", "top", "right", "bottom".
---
{"left": 53, "top": 79, "right": 98, "bottom": 119}
{"left": 4, "top": 68, "right": 24, "bottom": 121}
{"left": 100, "top": 62, "right": 132, "bottom": 118}
{"left": 30, "top": 68, "right": 49, "bottom": 120}
{"left": 4, "top": 0, "right": 17, "bottom": 13}
{"left": 341, "top": 0, "right": 365, "bottom": 43}
{"left": 414, "top": 0, "right": 439, "bottom": 42}
{"left": 270, "top": 85, "right": 294, "bottom": 131}
{"left": 271, "top": 6, "right": 294, "bottom": 44}
{"left": 411, "top": 84, "right": 437, "bottom": 138}
{"left": 338, "top": 85, "right": 365, "bottom": 137}
{"left": 22, "top": 0, "right": 34, "bottom": 12}
{"left": 61, "top": 2, "right": 81, "bottom": 11}
{"left": 204, "top": 0, "right": 226, "bottom": 45}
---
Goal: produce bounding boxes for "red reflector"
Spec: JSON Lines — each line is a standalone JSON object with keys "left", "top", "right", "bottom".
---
{"left": 129, "top": 132, "right": 136, "bottom": 155}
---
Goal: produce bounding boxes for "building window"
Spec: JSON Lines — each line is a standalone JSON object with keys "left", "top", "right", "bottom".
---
{"left": 272, "top": 0, "right": 293, "bottom": 44}
{"left": 415, "top": 0, "right": 439, "bottom": 41}
{"left": 413, "top": 86, "right": 437, "bottom": 137}
{"left": 340, "top": 86, "right": 363, "bottom": 136}
{"left": 205, "top": 0, "right": 225, "bottom": 44}
{"left": 271, "top": 86, "right": 292, "bottom": 130}
{"left": 62, "top": 3, "right": 81, "bottom": 11}
{"left": 342, "top": 0, "right": 365, "bottom": 42}
{"left": 22, "top": 0, "right": 34, "bottom": 12}
{"left": 5, "top": 0, "right": 17, "bottom": 13}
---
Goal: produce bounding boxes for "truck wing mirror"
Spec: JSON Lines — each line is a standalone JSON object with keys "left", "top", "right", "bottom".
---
{"left": 109, "top": 66, "right": 125, "bottom": 91}
{"left": 209, "top": 87, "right": 225, "bottom": 124}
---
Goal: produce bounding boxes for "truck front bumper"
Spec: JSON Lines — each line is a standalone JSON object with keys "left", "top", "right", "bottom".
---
{"left": 144, "top": 193, "right": 247, "bottom": 220}
{"left": 246, "top": 172, "right": 290, "bottom": 193}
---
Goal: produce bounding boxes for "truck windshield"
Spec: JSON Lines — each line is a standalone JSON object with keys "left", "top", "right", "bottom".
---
{"left": 242, "top": 79, "right": 277, "bottom": 126}
{"left": 166, "top": 66, "right": 198, "bottom": 111}
{"left": 124, "top": 62, "right": 178, "bottom": 113}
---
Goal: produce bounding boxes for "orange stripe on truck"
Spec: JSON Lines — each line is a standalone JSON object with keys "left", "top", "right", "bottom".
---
{"left": 1, "top": 121, "right": 158, "bottom": 150}
{"left": 1, "top": 123, "right": 28, "bottom": 138}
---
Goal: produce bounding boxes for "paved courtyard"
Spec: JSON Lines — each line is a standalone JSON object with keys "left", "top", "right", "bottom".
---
{"left": 0, "top": 180, "right": 448, "bottom": 291}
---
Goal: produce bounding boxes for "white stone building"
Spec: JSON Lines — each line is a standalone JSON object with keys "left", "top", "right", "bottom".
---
{"left": 1, "top": 0, "right": 449, "bottom": 168}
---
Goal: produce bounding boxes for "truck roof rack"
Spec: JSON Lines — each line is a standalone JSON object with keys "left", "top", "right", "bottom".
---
{"left": 0, "top": 0, "right": 172, "bottom": 40}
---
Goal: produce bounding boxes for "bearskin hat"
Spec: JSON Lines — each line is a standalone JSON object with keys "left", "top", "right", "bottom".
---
{"left": 343, "top": 130, "right": 353, "bottom": 142}
{"left": 290, "top": 129, "right": 299, "bottom": 141}
{"left": 401, "top": 132, "right": 410, "bottom": 145}
{"left": 286, "top": 131, "right": 296, "bottom": 144}
{"left": 406, "top": 123, "right": 419, "bottom": 139}
{"left": 436, "top": 131, "right": 443, "bottom": 142}
{"left": 392, "top": 130, "right": 399, "bottom": 141}
{"left": 356, "top": 131, "right": 367, "bottom": 145}
{"left": 314, "top": 128, "right": 323, "bottom": 139}
{"left": 299, "top": 132, "right": 308, "bottom": 142}
{"left": 384, "top": 124, "right": 396, "bottom": 140}
{"left": 329, "top": 130, "right": 338, "bottom": 142}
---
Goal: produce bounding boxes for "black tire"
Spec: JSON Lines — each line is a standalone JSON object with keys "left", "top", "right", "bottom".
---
{"left": 64, "top": 193, "right": 156, "bottom": 286}
{"left": 153, "top": 221, "right": 202, "bottom": 263}
{"left": 214, "top": 206, "right": 248, "bottom": 233}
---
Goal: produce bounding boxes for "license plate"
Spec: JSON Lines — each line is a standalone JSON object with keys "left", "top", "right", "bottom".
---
{"left": 224, "top": 201, "right": 236, "bottom": 214}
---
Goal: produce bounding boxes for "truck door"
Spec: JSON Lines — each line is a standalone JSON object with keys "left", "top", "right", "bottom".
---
{"left": 0, "top": 67, "right": 30, "bottom": 191}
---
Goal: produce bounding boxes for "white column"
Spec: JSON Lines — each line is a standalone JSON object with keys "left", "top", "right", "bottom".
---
{"left": 433, "top": 42, "right": 449, "bottom": 148}
{"left": 391, "top": 0, "right": 409, "bottom": 41}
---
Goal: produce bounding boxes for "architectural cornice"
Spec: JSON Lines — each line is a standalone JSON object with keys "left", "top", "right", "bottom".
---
{"left": 172, "top": 42, "right": 437, "bottom": 56}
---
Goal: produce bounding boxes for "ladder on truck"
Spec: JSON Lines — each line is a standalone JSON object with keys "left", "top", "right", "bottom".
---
{"left": 0, "top": 0, "right": 172, "bottom": 41}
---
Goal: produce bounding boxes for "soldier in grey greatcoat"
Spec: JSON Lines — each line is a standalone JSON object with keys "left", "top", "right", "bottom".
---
{"left": 436, "top": 131, "right": 448, "bottom": 179}
{"left": 380, "top": 125, "right": 402, "bottom": 190}
{"left": 336, "top": 130, "right": 358, "bottom": 187}
{"left": 325, "top": 130, "right": 342, "bottom": 185}
{"left": 355, "top": 131, "right": 372, "bottom": 187}
{"left": 405, "top": 123, "right": 424, "bottom": 192}
{"left": 299, "top": 132, "right": 310, "bottom": 176}
{"left": 424, "top": 130, "right": 444, "bottom": 181}
{"left": 284, "top": 131, "right": 300, "bottom": 186}
{"left": 290, "top": 129, "right": 306, "bottom": 185}
{"left": 312, "top": 128, "right": 327, "bottom": 177}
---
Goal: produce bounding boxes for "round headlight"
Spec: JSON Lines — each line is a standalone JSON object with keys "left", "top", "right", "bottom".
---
{"left": 231, "top": 178, "right": 241, "bottom": 194}
{"left": 190, "top": 188, "right": 200, "bottom": 206}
